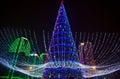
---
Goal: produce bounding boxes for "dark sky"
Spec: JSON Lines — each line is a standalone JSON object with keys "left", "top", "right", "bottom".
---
{"left": 0, "top": 0, "right": 119, "bottom": 32}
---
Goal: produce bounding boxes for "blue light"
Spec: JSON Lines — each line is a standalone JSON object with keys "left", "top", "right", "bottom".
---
{"left": 54, "top": 31, "right": 71, "bottom": 36}
{"left": 44, "top": 2, "right": 81, "bottom": 79}
{"left": 49, "top": 51, "right": 78, "bottom": 56}
{"left": 50, "top": 44, "right": 76, "bottom": 48}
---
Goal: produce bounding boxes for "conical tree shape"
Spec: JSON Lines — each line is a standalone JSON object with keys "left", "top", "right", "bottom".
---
{"left": 43, "top": 2, "right": 82, "bottom": 79}
{"left": 49, "top": 3, "right": 79, "bottom": 62}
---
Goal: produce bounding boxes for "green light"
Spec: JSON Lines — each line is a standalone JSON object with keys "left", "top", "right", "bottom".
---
{"left": 8, "top": 37, "right": 31, "bottom": 78}
{"left": 12, "top": 76, "right": 23, "bottom": 79}
{"left": 9, "top": 37, "right": 31, "bottom": 56}
{"left": 0, "top": 76, "right": 23, "bottom": 79}
{"left": 0, "top": 76, "right": 8, "bottom": 78}
{"left": 40, "top": 53, "right": 47, "bottom": 64}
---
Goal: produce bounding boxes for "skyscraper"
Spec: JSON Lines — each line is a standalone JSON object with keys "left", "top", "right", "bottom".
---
{"left": 42, "top": 1, "right": 82, "bottom": 79}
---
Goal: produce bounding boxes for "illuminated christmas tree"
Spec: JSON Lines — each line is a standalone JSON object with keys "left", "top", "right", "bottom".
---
{"left": 42, "top": 1, "right": 82, "bottom": 79}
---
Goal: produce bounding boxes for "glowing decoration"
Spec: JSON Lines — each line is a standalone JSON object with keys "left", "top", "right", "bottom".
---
{"left": 0, "top": 76, "right": 23, "bottom": 79}
{"left": 9, "top": 37, "right": 31, "bottom": 56}
{"left": 43, "top": 1, "right": 81, "bottom": 79}
{"left": 8, "top": 37, "right": 31, "bottom": 79}
{"left": 29, "top": 66, "right": 33, "bottom": 71}
{"left": 39, "top": 53, "right": 48, "bottom": 64}
{"left": 30, "top": 52, "right": 38, "bottom": 56}
{"left": 78, "top": 33, "right": 120, "bottom": 78}
{"left": 1, "top": 57, "right": 120, "bottom": 78}
{"left": 92, "top": 66, "right": 96, "bottom": 70}
{"left": 49, "top": 0, "right": 78, "bottom": 62}
{"left": 80, "top": 42, "right": 84, "bottom": 46}
{"left": 0, "top": 1, "right": 120, "bottom": 79}
{"left": 30, "top": 53, "right": 38, "bottom": 56}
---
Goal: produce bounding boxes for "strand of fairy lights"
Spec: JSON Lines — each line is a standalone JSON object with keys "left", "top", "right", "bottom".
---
{"left": 86, "top": 33, "right": 93, "bottom": 62}
{"left": 94, "top": 33, "right": 102, "bottom": 61}
{"left": 101, "top": 33, "right": 118, "bottom": 61}
{"left": 33, "top": 31, "right": 40, "bottom": 54}
{"left": 29, "top": 30, "right": 36, "bottom": 52}
{"left": 100, "top": 37, "right": 120, "bottom": 65}
{"left": 6, "top": 28, "right": 13, "bottom": 44}
{"left": 43, "top": 30, "right": 47, "bottom": 52}
{"left": 77, "top": 32, "right": 120, "bottom": 66}
{"left": 96, "top": 33, "right": 110, "bottom": 62}
{"left": 0, "top": 30, "right": 8, "bottom": 51}
{"left": 95, "top": 33, "right": 106, "bottom": 62}
{"left": 100, "top": 33, "right": 115, "bottom": 60}
{"left": 94, "top": 32, "right": 104, "bottom": 60}
{"left": 11, "top": 28, "right": 16, "bottom": 40}
{"left": 95, "top": 33, "right": 110, "bottom": 64}
{"left": 0, "top": 29, "right": 11, "bottom": 48}
{"left": 98, "top": 33, "right": 119, "bottom": 65}
{"left": 3, "top": 28, "right": 12, "bottom": 47}
{"left": 0, "top": 29, "right": 120, "bottom": 78}
{"left": 92, "top": 32, "right": 98, "bottom": 63}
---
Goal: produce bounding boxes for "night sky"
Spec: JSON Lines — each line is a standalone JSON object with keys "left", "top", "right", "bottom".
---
{"left": 0, "top": 0, "right": 119, "bottom": 32}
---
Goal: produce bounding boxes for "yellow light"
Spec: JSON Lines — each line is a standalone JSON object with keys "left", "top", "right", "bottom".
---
{"left": 92, "top": 66, "right": 96, "bottom": 70}
{"left": 29, "top": 66, "right": 33, "bottom": 70}
{"left": 80, "top": 43, "right": 84, "bottom": 46}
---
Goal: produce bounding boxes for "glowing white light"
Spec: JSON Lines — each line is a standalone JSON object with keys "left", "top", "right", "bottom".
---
{"left": 0, "top": 57, "right": 120, "bottom": 78}
{"left": 21, "top": 37, "right": 28, "bottom": 40}
{"left": 30, "top": 54, "right": 38, "bottom": 56}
